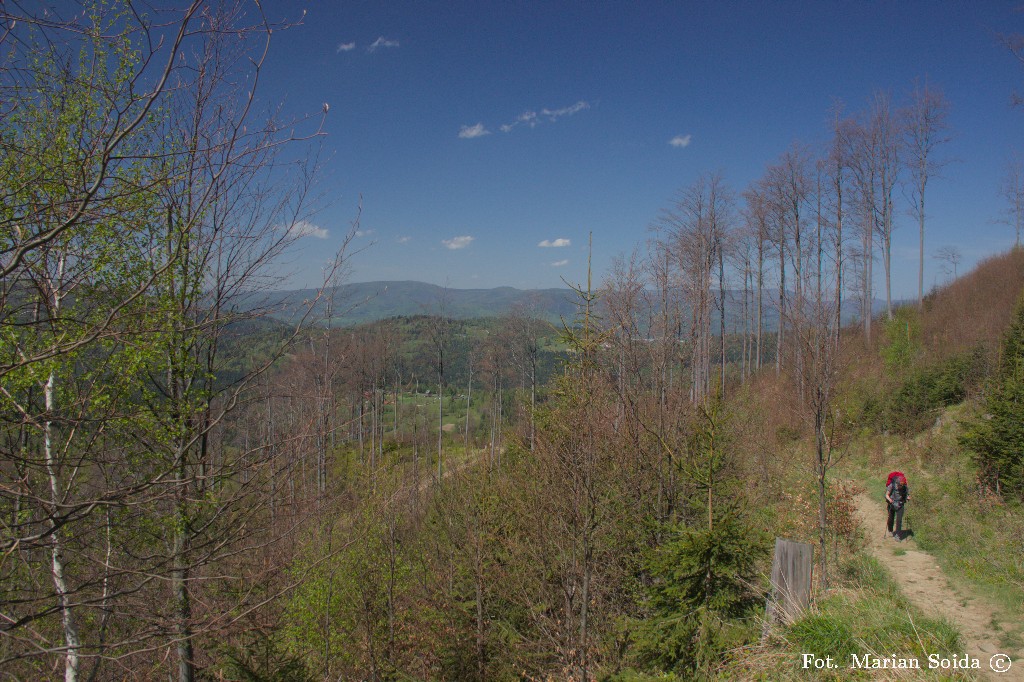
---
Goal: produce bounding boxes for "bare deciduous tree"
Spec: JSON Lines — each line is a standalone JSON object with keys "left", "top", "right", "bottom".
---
{"left": 741, "top": 186, "right": 770, "bottom": 371}
{"left": 657, "top": 173, "right": 732, "bottom": 401}
{"left": 999, "top": 153, "right": 1024, "bottom": 247}
{"left": 902, "top": 80, "right": 952, "bottom": 306}
{"left": 933, "top": 245, "right": 963, "bottom": 281}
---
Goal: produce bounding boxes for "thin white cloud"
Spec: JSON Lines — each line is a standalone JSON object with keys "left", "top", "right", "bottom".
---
{"left": 538, "top": 238, "right": 571, "bottom": 248}
{"left": 500, "top": 101, "right": 590, "bottom": 133}
{"left": 442, "top": 235, "right": 475, "bottom": 250}
{"left": 669, "top": 134, "right": 692, "bottom": 148}
{"left": 287, "top": 220, "right": 329, "bottom": 239}
{"left": 542, "top": 101, "right": 589, "bottom": 120}
{"left": 355, "top": 229, "right": 375, "bottom": 238}
{"left": 516, "top": 111, "right": 538, "bottom": 128}
{"left": 551, "top": 259, "right": 569, "bottom": 267}
{"left": 458, "top": 123, "right": 490, "bottom": 139}
{"left": 368, "top": 36, "right": 399, "bottom": 52}
{"left": 337, "top": 42, "right": 356, "bottom": 53}
{"left": 397, "top": 236, "right": 412, "bottom": 244}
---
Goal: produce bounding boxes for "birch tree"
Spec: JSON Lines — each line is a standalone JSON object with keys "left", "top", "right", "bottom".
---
{"left": 0, "top": 4, "right": 352, "bottom": 679}
{"left": 0, "top": 8, "right": 187, "bottom": 678}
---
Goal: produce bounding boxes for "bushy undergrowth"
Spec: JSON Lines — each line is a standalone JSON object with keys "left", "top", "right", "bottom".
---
{"left": 861, "top": 349, "right": 986, "bottom": 434}
{"left": 959, "top": 293, "right": 1024, "bottom": 498}
{"left": 850, "top": 307, "right": 987, "bottom": 435}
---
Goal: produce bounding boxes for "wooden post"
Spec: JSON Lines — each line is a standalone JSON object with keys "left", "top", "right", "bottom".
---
{"left": 763, "top": 538, "right": 814, "bottom": 635}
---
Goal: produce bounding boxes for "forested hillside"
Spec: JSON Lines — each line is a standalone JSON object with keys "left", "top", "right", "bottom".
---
{"left": 260, "top": 282, "right": 578, "bottom": 326}
{"left": 4, "top": 3, "right": 1024, "bottom": 682}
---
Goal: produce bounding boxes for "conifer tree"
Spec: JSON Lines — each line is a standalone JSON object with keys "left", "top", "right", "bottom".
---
{"left": 961, "top": 295, "right": 1024, "bottom": 498}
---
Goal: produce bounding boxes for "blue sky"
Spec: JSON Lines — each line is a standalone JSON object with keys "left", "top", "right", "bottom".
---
{"left": 259, "top": 1, "right": 1024, "bottom": 296}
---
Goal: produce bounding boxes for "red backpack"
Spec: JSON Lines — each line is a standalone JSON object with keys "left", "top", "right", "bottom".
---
{"left": 886, "top": 471, "right": 906, "bottom": 487}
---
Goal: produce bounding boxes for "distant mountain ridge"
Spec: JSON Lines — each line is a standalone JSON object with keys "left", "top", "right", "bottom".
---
{"left": 258, "top": 280, "right": 891, "bottom": 330}
{"left": 261, "top": 281, "right": 578, "bottom": 326}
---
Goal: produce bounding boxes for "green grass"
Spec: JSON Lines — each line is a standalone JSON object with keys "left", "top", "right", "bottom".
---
{"left": 721, "top": 552, "right": 970, "bottom": 680}
{"left": 787, "top": 554, "right": 961, "bottom": 679}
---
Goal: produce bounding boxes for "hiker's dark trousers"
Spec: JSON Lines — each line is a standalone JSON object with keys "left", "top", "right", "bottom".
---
{"left": 887, "top": 503, "right": 904, "bottom": 537}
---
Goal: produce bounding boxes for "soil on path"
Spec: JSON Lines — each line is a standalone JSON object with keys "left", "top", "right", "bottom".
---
{"left": 854, "top": 493, "right": 1022, "bottom": 681}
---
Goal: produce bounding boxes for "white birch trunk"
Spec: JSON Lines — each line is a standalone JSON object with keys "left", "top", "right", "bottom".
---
{"left": 46, "top": 370, "right": 81, "bottom": 682}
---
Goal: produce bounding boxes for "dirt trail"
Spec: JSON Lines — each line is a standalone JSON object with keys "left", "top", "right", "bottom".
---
{"left": 854, "top": 493, "right": 1022, "bottom": 681}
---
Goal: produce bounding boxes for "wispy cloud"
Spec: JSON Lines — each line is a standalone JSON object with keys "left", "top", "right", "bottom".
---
{"left": 669, "top": 134, "right": 692, "bottom": 148}
{"left": 458, "top": 123, "right": 491, "bottom": 139}
{"left": 538, "top": 238, "right": 571, "bottom": 248}
{"left": 542, "top": 101, "right": 589, "bottom": 120}
{"left": 501, "top": 110, "right": 539, "bottom": 132}
{"left": 336, "top": 42, "right": 356, "bottom": 53}
{"left": 367, "top": 36, "right": 399, "bottom": 52}
{"left": 500, "top": 100, "right": 591, "bottom": 133}
{"left": 355, "top": 229, "right": 375, "bottom": 238}
{"left": 442, "top": 235, "right": 474, "bottom": 250}
{"left": 287, "top": 220, "right": 329, "bottom": 239}
{"left": 397, "top": 236, "right": 412, "bottom": 244}
{"left": 551, "top": 259, "right": 569, "bottom": 267}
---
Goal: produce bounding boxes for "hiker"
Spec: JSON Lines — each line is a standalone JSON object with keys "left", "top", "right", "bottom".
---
{"left": 886, "top": 473, "right": 910, "bottom": 540}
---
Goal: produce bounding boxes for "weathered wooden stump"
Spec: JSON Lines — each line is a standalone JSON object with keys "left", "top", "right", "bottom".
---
{"left": 763, "top": 538, "right": 814, "bottom": 635}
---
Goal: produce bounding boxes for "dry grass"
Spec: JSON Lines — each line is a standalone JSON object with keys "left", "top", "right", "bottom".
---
{"left": 920, "top": 247, "right": 1024, "bottom": 364}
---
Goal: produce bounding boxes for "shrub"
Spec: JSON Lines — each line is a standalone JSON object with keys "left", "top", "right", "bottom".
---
{"left": 865, "top": 349, "right": 986, "bottom": 434}
{"left": 881, "top": 308, "right": 922, "bottom": 379}
{"left": 960, "top": 294, "right": 1024, "bottom": 499}
{"left": 628, "top": 512, "right": 769, "bottom": 677}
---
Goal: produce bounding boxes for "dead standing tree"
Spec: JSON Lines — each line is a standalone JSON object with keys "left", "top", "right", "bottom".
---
{"left": 657, "top": 173, "right": 731, "bottom": 402}
{"left": 501, "top": 302, "right": 545, "bottom": 453}
{"left": 741, "top": 186, "right": 770, "bottom": 372}
{"left": 999, "top": 154, "right": 1024, "bottom": 248}
{"left": 791, "top": 202, "right": 845, "bottom": 591}
{"left": 901, "top": 80, "right": 952, "bottom": 307}
{"left": 828, "top": 106, "right": 852, "bottom": 349}
{"left": 764, "top": 146, "right": 812, "bottom": 379}
{"left": 838, "top": 104, "right": 887, "bottom": 340}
